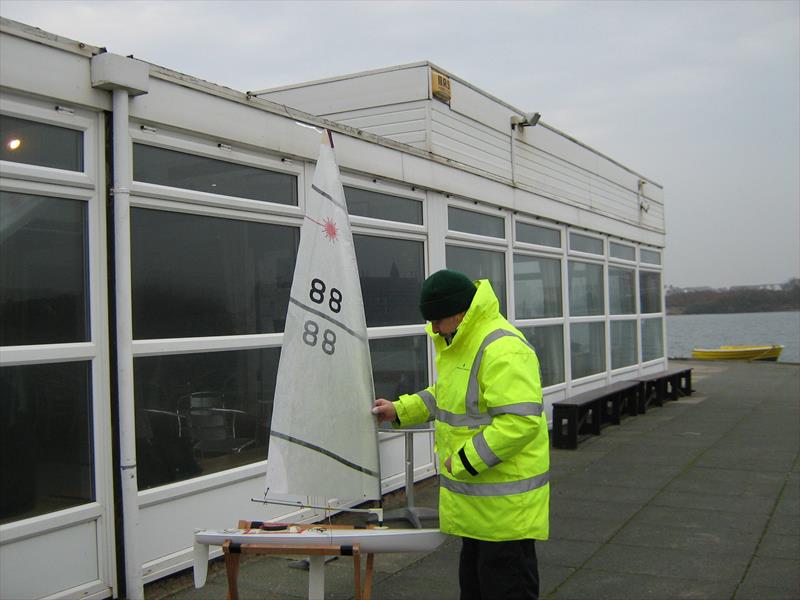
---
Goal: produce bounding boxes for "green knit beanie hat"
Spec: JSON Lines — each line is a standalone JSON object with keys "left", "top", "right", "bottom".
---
{"left": 419, "top": 269, "right": 477, "bottom": 321}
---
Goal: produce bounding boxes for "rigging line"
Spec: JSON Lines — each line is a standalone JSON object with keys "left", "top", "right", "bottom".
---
{"left": 311, "top": 183, "right": 347, "bottom": 213}
{"left": 271, "top": 430, "right": 380, "bottom": 478}
{"left": 288, "top": 296, "right": 366, "bottom": 341}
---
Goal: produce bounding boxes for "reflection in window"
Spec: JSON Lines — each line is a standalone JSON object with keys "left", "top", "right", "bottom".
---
{"left": 0, "top": 114, "right": 84, "bottom": 171}
{"left": 609, "top": 267, "right": 636, "bottom": 315}
{"left": 344, "top": 186, "right": 422, "bottom": 225}
{"left": 448, "top": 207, "right": 504, "bottom": 238}
{"left": 446, "top": 245, "right": 507, "bottom": 315}
{"left": 639, "top": 271, "right": 662, "bottom": 314}
{"left": 569, "top": 232, "right": 603, "bottom": 255}
{"left": 133, "top": 144, "right": 297, "bottom": 205}
{"left": 568, "top": 261, "right": 604, "bottom": 317}
{"left": 519, "top": 325, "right": 565, "bottom": 387}
{"left": 131, "top": 209, "right": 299, "bottom": 339}
{"left": 641, "top": 318, "right": 664, "bottom": 362}
{"left": 611, "top": 320, "right": 638, "bottom": 369}
{"left": 610, "top": 242, "right": 635, "bottom": 261}
{"left": 0, "top": 362, "right": 93, "bottom": 524}
{"left": 370, "top": 336, "right": 428, "bottom": 400}
{"left": 0, "top": 192, "right": 88, "bottom": 346}
{"left": 513, "top": 255, "right": 562, "bottom": 319}
{"left": 570, "top": 322, "right": 605, "bottom": 379}
{"left": 353, "top": 235, "right": 425, "bottom": 326}
{"left": 133, "top": 348, "right": 280, "bottom": 489}
{"left": 516, "top": 222, "right": 560, "bottom": 248}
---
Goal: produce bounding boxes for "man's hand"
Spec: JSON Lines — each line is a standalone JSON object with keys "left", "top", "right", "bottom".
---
{"left": 372, "top": 398, "right": 397, "bottom": 423}
{"left": 445, "top": 455, "right": 453, "bottom": 474}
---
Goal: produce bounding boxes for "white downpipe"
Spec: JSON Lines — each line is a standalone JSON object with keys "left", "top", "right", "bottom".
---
{"left": 112, "top": 87, "right": 143, "bottom": 600}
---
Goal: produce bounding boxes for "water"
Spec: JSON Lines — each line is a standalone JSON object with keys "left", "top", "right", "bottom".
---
{"left": 667, "top": 311, "right": 800, "bottom": 363}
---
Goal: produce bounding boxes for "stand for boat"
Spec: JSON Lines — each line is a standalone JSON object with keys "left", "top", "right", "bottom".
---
{"left": 379, "top": 428, "right": 438, "bottom": 528}
{"left": 221, "top": 521, "right": 375, "bottom": 600}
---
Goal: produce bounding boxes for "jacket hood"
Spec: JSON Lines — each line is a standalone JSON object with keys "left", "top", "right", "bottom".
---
{"left": 426, "top": 279, "right": 500, "bottom": 350}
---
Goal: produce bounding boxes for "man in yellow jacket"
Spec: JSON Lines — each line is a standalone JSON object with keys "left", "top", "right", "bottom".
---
{"left": 373, "top": 269, "right": 549, "bottom": 600}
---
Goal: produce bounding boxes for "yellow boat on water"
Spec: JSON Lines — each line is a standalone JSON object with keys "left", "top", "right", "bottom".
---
{"left": 691, "top": 345, "right": 784, "bottom": 361}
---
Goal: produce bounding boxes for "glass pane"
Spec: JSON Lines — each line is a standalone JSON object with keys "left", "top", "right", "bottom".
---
{"left": 610, "top": 242, "right": 635, "bottom": 261}
{"left": 569, "top": 232, "right": 603, "bottom": 255}
{"left": 519, "top": 324, "right": 565, "bottom": 387}
{"left": 446, "top": 245, "right": 507, "bottom": 315}
{"left": 570, "top": 321, "right": 606, "bottom": 379}
{"left": 609, "top": 267, "right": 636, "bottom": 315}
{"left": 134, "top": 348, "right": 280, "bottom": 489}
{"left": 640, "top": 248, "right": 661, "bottom": 265}
{"left": 370, "top": 336, "right": 428, "bottom": 400}
{"left": 516, "top": 222, "right": 561, "bottom": 248}
{"left": 611, "top": 320, "right": 638, "bottom": 369}
{"left": 513, "top": 255, "right": 562, "bottom": 319}
{"left": 641, "top": 317, "right": 664, "bottom": 361}
{"left": 344, "top": 186, "right": 422, "bottom": 225}
{"left": 639, "top": 271, "right": 662, "bottom": 314}
{"left": 131, "top": 209, "right": 299, "bottom": 338}
{"left": 0, "top": 362, "right": 93, "bottom": 524}
{"left": 0, "top": 115, "right": 84, "bottom": 172}
{"left": 448, "top": 206, "right": 504, "bottom": 238}
{"left": 354, "top": 235, "right": 425, "bottom": 326}
{"left": 133, "top": 144, "right": 297, "bottom": 205}
{"left": 0, "top": 192, "right": 88, "bottom": 346}
{"left": 568, "top": 261, "right": 604, "bottom": 316}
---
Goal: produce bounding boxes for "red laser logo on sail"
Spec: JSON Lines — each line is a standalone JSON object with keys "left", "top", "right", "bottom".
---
{"left": 322, "top": 217, "right": 338, "bottom": 242}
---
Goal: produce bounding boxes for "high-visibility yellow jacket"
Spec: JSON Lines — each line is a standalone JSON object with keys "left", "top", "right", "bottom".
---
{"left": 394, "top": 280, "right": 549, "bottom": 541}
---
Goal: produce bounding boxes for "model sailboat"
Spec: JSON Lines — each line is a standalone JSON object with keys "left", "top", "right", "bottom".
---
{"left": 192, "top": 131, "right": 444, "bottom": 595}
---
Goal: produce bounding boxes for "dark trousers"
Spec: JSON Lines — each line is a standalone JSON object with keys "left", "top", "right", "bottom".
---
{"left": 459, "top": 537, "right": 539, "bottom": 600}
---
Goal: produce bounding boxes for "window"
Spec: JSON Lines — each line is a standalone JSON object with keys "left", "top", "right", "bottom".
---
{"left": 344, "top": 186, "right": 422, "bottom": 225}
{"left": 516, "top": 222, "right": 561, "bottom": 248}
{"left": 568, "top": 261, "right": 604, "bottom": 316}
{"left": 640, "top": 248, "right": 661, "bottom": 265}
{"left": 519, "top": 324, "right": 565, "bottom": 387}
{"left": 570, "top": 322, "right": 605, "bottom": 379}
{"left": 609, "top": 267, "right": 636, "bottom": 315}
{"left": 0, "top": 114, "right": 84, "bottom": 172}
{"left": 641, "top": 317, "right": 664, "bottom": 361}
{"left": 513, "top": 255, "right": 562, "bottom": 319}
{"left": 133, "top": 144, "right": 297, "bottom": 205}
{"left": 446, "top": 245, "right": 507, "bottom": 315}
{"left": 569, "top": 232, "right": 603, "bottom": 255}
{"left": 0, "top": 192, "right": 88, "bottom": 346}
{"left": 448, "top": 206, "right": 504, "bottom": 238}
{"left": 610, "top": 242, "right": 635, "bottom": 261}
{"left": 353, "top": 235, "right": 425, "bottom": 327}
{"left": 0, "top": 361, "right": 93, "bottom": 524}
{"left": 610, "top": 320, "right": 638, "bottom": 369}
{"left": 131, "top": 208, "right": 299, "bottom": 339}
{"left": 133, "top": 348, "right": 279, "bottom": 489}
{"left": 639, "top": 271, "right": 662, "bottom": 314}
{"left": 370, "top": 336, "right": 428, "bottom": 399}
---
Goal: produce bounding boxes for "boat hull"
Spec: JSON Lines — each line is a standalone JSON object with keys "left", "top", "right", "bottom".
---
{"left": 691, "top": 345, "right": 783, "bottom": 361}
{"left": 193, "top": 526, "right": 446, "bottom": 587}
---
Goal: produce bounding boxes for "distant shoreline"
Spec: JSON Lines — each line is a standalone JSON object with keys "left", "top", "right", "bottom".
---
{"left": 667, "top": 307, "right": 800, "bottom": 316}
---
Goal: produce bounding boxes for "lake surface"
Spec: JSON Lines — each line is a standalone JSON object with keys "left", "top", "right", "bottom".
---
{"left": 667, "top": 311, "right": 800, "bottom": 363}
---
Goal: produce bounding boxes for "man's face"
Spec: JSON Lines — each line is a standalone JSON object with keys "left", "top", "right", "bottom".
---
{"left": 431, "top": 312, "right": 465, "bottom": 342}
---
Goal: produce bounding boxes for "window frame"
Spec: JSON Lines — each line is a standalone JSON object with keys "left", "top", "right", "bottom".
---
{"left": 340, "top": 172, "right": 426, "bottom": 233}
{"left": 446, "top": 197, "right": 508, "bottom": 248}
{"left": 512, "top": 216, "right": 564, "bottom": 255}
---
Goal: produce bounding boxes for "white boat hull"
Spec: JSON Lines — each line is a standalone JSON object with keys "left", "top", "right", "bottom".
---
{"left": 193, "top": 526, "right": 445, "bottom": 587}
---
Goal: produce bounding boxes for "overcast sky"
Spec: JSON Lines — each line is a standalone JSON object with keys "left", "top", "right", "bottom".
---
{"left": 2, "top": 0, "right": 798, "bottom": 288}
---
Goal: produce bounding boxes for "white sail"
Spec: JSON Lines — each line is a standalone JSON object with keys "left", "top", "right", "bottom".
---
{"left": 264, "top": 132, "right": 381, "bottom": 503}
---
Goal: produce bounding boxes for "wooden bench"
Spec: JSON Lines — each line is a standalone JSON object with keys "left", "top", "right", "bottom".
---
{"left": 635, "top": 366, "right": 693, "bottom": 413}
{"left": 552, "top": 380, "right": 640, "bottom": 449}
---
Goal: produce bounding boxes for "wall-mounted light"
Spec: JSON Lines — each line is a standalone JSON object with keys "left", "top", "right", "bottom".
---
{"left": 7, "top": 138, "right": 22, "bottom": 151}
{"left": 510, "top": 112, "right": 541, "bottom": 130}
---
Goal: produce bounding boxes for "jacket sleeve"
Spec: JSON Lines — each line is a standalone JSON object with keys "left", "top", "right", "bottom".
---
{"left": 450, "top": 338, "right": 543, "bottom": 479}
{"left": 394, "top": 385, "right": 437, "bottom": 427}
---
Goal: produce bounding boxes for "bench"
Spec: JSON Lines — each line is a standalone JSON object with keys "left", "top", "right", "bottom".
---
{"left": 552, "top": 380, "right": 640, "bottom": 449}
{"left": 635, "top": 366, "right": 693, "bottom": 413}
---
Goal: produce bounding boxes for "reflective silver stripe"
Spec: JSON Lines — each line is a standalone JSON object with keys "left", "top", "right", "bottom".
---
{"left": 439, "top": 471, "right": 550, "bottom": 496}
{"left": 436, "top": 408, "right": 491, "bottom": 428}
{"left": 472, "top": 430, "right": 501, "bottom": 467}
{"left": 488, "top": 402, "right": 543, "bottom": 417}
{"left": 465, "top": 329, "right": 534, "bottom": 417}
{"left": 417, "top": 389, "right": 437, "bottom": 419}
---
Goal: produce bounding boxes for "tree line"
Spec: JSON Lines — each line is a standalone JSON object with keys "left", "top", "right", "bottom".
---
{"left": 666, "top": 279, "right": 800, "bottom": 315}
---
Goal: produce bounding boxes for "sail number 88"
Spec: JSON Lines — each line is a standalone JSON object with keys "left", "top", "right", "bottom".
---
{"left": 309, "top": 278, "right": 342, "bottom": 313}
{"left": 303, "top": 320, "right": 336, "bottom": 355}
